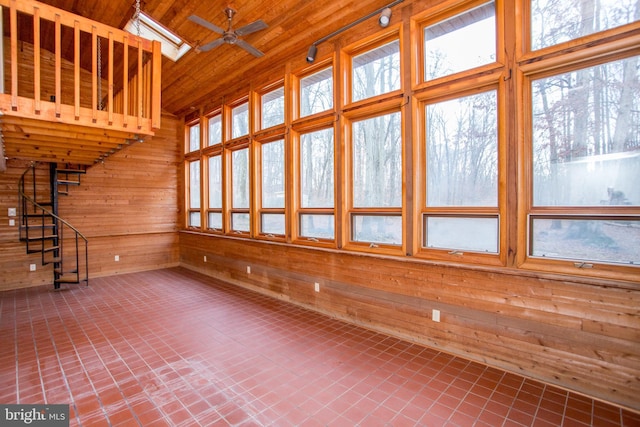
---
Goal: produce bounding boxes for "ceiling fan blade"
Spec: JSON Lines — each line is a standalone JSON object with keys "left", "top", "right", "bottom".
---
{"left": 188, "top": 15, "right": 224, "bottom": 35}
{"left": 235, "top": 20, "right": 268, "bottom": 36}
{"left": 199, "top": 38, "right": 226, "bottom": 52}
{"left": 235, "top": 39, "right": 264, "bottom": 57}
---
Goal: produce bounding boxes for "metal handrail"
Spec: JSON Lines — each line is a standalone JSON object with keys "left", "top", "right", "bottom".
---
{"left": 19, "top": 164, "right": 88, "bottom": 286}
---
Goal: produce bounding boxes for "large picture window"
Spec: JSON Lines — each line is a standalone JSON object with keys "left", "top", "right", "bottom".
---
{"left": 297, "top": 127, "right": 335, "bottom": 241}
{"left": 528, "top": 55, "right": 640, "bottom": 265}
{"left": 349, "top": 111, "right": 403, "bottom": 247}
{"left": 258, "top": 139, "right": 286, "bottom": 236}
{"left": 230, "top": 147, "right": 250, "bottom": 233}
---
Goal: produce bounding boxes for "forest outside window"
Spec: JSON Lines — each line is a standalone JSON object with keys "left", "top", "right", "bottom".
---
{"left": 188, "top": 122, "right": 200, "bottom": 152}
{"left": 300, "top": 66, "right": 333, "bottom": 118}
{"left": 231, "top": 101, "right": 250, "bottom": 139}
{"left": 348, "top": 110, "right": 403, "bottom": 248}
{"left": 229, "top": 147, "right": 250, "bottom": 234}
{"left": 260, "top": 86, "right": 285, "bottom": 130}
{"left": 187, "top": 159, "right": 201, "bottom": 228}
{"left": 528, "top": 55, "right": 640, "bottom": 266}
{"left": 207, "top": 153, "right": 223, "bottom": 231}
{"left": 530, "top": 0, "right": 639, "bottom": 51}
{"left": 208, "top": 113, "right": 222, "bottom": 147}
{"left": 257, "top": 139, "right": 286, "bottom": 237}
{"left": 423, "top": 0, "right": 496, "bottom": 82}
{"left": 296, "top": 127, "right": 335, "bottom": 242}
{"left": 421, "top": 89, "right": 500, "bottom": 256}
{"left": 351, "top": 38, "right": 401, "bottom": 103}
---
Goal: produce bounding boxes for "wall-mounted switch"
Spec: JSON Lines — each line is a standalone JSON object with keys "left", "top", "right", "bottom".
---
{"left": 29, "top": 264, "right": 36, "bottom": 272}
{"left": 432, "top": 309, "right": 441, "bottom": 322}
{"left": 8, "top": 208, "right": 17, "bottom": 217}
{"left": 314, "top": 282, "right": 320, "bottom": 292}
{"left": 114, "top": 255, "right": 120, "bottom": 262}
{"left": 9, "top": 219, "right": 15, "bottom": 227}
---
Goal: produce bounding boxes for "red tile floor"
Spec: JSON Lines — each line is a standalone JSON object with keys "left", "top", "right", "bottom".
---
{"left": 1, "top": 268, "right": 638, "bottom": 426}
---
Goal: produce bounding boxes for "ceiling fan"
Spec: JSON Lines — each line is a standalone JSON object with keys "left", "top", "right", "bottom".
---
{"left": 189, "top": 8, "right": 268, "bottom": 57}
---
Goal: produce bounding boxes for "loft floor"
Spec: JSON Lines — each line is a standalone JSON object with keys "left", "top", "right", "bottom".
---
{"left": 1, "top": 268, "right": 638, "bottom": 426}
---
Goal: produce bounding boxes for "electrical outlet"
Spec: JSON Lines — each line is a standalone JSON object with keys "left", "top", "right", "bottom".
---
{"left": 29, "top": 264, "right": 36, "bottom": 272}
{"left": 314, "top": 282, "right": 320, "bottom": 292}
{"left": 246, "top": 266, "right": 251, "bottom": 274}
{"left": 432, "top": 309, "right": 441, "bottom": 322}
{"left": 114, "top": 255, "right": 120, "bottom": 262}
{"left": 9, "top": 219, "right": 15, "bottom": 227}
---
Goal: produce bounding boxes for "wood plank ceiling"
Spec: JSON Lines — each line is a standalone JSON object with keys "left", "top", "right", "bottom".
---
{"left": 28, "top": 0, "right": 397, "bottom": 117}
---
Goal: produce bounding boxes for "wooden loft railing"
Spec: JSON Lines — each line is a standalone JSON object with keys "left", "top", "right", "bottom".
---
{"left": 0, "top": 0, "right": 161, "bottom": 136}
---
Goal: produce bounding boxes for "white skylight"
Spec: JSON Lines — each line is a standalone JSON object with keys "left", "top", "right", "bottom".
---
{"left": 124, "top": 12, "right": 191, "bottom": 62}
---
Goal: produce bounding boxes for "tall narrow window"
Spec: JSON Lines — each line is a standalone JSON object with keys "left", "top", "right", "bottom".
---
{"left": 350, "top": 111, "right": 403, "bottom": 246}
{"left": 259, "top": 139, "right": 286, "bottom": 236}
{"left": 352, "top": 39, "right": 401, "bottom": 103}
{"left": 529, "top": 56, "right": 640, "bottom": 265}
{"left": 230, "top": 147, "right": 250, "bottom": 233}
{"left": 424, "top": 1, "right": 496, "bottom": 81}
{"left": 232, "top": 102, "right": 249, "bottom": 139}
{"left": 188, "top": 160, "right": 201, "bottom": 228}
{"left": 423, "top": 90, "right": 499, "bottom": 254}
{"left": 261, "top": 86, "right": 285, "bottom": 129}
{"left": 298, "top": 128, "right": 335, "bottom": 240}
{"left": 300, "top": 67, "right": 333, "bottom": 117}
{"left": 530, "top": 0, "right": 639, "bottom": 51}
{"left": 207, "top": 154, "right": 223, "bottom": 231}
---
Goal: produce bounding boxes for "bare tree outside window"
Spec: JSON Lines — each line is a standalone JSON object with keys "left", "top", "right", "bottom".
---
{"left": 301, "top": 67, "right": 333, "bottom": 117}
{"left": 232, "top": 102, "right": 249, "bottom": 138}
{"left": 531, "top": 0, "right": 639, "bottom": 50}
{"left": 262, "top": 87, "right": 285, "bottom": 129}
{"left": 352, "top": 40, "right": 400, "bottom": 102}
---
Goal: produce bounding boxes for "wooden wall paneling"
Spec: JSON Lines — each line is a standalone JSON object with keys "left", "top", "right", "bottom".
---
{"left": 178, "top": 232, "right": 640, "bottom": 411}
{"left": 0, "top": 112, "right": 181, "bottom": 290}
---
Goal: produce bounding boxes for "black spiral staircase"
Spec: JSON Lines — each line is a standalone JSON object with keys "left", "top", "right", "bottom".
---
{"left": 19, "top": 163, "right": 88, "bottom": 290}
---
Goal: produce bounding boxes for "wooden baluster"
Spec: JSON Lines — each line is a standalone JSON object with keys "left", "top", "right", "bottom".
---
{"left": 33, "top": 6, "right": 40, "bottom": 114}
{"left": 10, "top": 0, "right": 18, "bottom": 111}
{"left": 74, "top": 20, "right": 80, "bottom": 120}
{"left": 55, "top": 14, "right": 61, "bottom": 117}
{"left": 92, "top": 26, "right": 97, "bottom": 123}
{"left": 108, "top": 32, "right": 114, "bottom": 125}
{"left": 137, "top": 40, "right": 143, "bottom": 129}
{"left": 123, "top": 35, "right": 129, "bottom": 127}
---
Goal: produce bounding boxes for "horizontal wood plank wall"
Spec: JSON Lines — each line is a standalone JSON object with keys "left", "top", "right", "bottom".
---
{"left": 0, "top": 112, "right": 181, "bottom": 290}
{"left": 179, "top": 232, "right": 640, "bottom": 412}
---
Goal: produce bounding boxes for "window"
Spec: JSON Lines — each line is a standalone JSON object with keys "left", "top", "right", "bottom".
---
{"left": 300, "top": 66, "right": 333, "bottom": 118}
{"left": 207, "top": 153, "right": 223, "bottom": 231}
{"left": 528, "top": 56, "right": 640, "bottom": 265}
{"left": 124, "top": 11, "right": 191, "bottom": 62}
{"left": 297, "top": 127, "right": 335, "bottom": 241}
{"left": 188, "top": 123, "right": 200, "bottom": 152}
{"left": 232, "top": 102, "right": 249, "bottom": 139}
{"left": 424, "top": 1, "right": 496, "bottom": 81}
{"left": 230, "top": 147, "right": 250, "bottom": 233}
{"left": 351, "top": 39, "right": 401, "bottom": 103}
{"left": 530, "top": 0, "right": 639, "bottom": 50}
{"left": 187, "top": 160, "right": 201, "bottom": 227}
{"left": 208, "top": 113, "right": 222, "bottom": 147}
{"left": 258, "top": 139, "right": 286, "bottom": 236}
{"left": 349, "top": 111, "right": 403, "bottom": 247}
{"left": 261, "top": 86, "right": 285, "bottom": 129}
{"left": 422, "top": 89, "right": 500, "bottom": 254}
